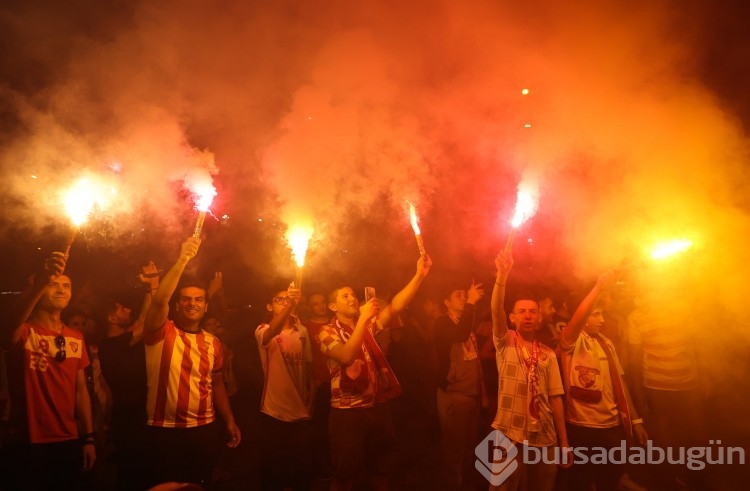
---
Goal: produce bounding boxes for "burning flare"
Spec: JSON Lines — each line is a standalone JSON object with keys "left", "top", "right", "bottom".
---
{"left": 61, "top": 176, "right": 114, "bottom": 257}
{"left": 190, "top": 182, "right": 217, "bottom": 238}
{"left": 287, "top": 225, "right": 313, "bottom": 268}
{"left": 407, "top": 201, "right": 426, "bottom": 257}
{"left": 650, "top": 239, "right": 693, "bottom": 260}
{"left": 505, "top": 180, "right": 539, "bottom": 252}
{"left": 286, "top": 224, "right": 313, "bottom": 290}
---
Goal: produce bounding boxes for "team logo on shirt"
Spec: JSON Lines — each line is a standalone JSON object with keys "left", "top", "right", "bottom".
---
{"left": 574, "top": 365, "right": 599, "bottom": 388}
{"left": 39, "top": 339, "right": 50, "bottom": 353}
{"left": 69, "top": 341, "right": 79, "bottom": 353}
{"left": 29, "top": 353, "right": 49, "bottom": 372}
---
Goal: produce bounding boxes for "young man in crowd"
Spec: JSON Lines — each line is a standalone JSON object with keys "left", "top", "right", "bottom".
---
{"left": 0, "top": 252, "right": 96, "bottom": 490}
{"left": 433, "top": 281, "right": 486, "bottom": 491}
{"left": 318, "top": 255, "right": 432, "bottom": 491}
{"left": 255, "top": 284, "right": 315, "bottom": 490}
{"left": 489, "top": 249, "right": 571, "bottom": 491}
{"left": 98, "top": 261, "right": 160, "bottom": 490}
{"left": 143, "top": 237, "right": 241, "bottom": 487}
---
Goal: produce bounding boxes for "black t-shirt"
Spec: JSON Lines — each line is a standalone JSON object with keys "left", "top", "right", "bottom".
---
{"left": 98, "top": 332, "right": 147, "bottom": 426}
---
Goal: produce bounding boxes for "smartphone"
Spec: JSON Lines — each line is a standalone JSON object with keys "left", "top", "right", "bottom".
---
{"left": 364, "top": 287, "right": 376, "bottom": 302}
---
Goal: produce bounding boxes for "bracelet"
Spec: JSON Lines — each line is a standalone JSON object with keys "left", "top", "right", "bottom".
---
{"left": 631, "top": 418, "right": 644, "bottom": 425}
{"left": 80, "top": 431, "right": 96, "bottom": 441}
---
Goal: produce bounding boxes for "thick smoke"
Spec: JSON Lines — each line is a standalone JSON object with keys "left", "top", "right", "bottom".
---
{"left": 0, "top": 0, "right": 748, "bottom": 328}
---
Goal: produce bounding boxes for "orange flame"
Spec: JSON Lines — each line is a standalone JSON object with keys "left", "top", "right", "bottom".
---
{"left": 510, "top": 182, "right": 539, "bottom": 228}
{"left": 407, "top": 201, "right": 421, "bottom": 235}
{"left": 650, "top": 239, "right": 693, "bottom": 260}
{"left": 287, "top": 224, "right": 313, "bottom": 268}
{"left": 192, "top": 182, "right": 217, "bottom": 212}
{"left": 62, "top": 176, "right": 113, "bottom": 226}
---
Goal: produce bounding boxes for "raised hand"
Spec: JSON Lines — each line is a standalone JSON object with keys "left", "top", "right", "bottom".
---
{"left": 178, "top": 237, "right": 201, "bottom": 263}
{"left": 467, "top": 280, "right": 485, "bottom": 304}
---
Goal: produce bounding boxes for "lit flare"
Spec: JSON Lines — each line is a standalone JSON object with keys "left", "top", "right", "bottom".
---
{"left": 287, "top": 224, "right": 313, "bottom": 290}
{"left": 407, "top": 201, "right": 426, "bottom": 257}
{"left": 191, "top": 183, "right": 217, "bottom": 238}
{"left": 650, "top": 239, "right": 693, "bottom": 260}
{"left": 505, "top": 183, "right": 539, "bottom": 252}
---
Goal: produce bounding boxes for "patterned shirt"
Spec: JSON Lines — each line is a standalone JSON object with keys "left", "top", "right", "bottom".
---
{"left": 492, "top": 330, "right": 564, "bottom": 447}
{"left": 144, "top": 321, "right": 224, "bottom": 428}
{"left": 318, "top": 320, "right": 378, "bottom": 409}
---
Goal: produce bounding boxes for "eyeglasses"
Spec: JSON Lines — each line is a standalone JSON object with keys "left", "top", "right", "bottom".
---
{"left": 513, "top": 309, "right": 539, "bottom": 315}
{"left": 272, "top": 296, "right": 291, "bottom": 305}
{"left": 54, "top": 335, "right": 66, "bottom": 362}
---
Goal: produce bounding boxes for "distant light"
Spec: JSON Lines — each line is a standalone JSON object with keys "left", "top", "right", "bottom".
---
{"left": 222, "top": 214, "right": 230, "bottom": 220}
{"left": 527, "top": 237, "right": 534, "bottom": 244}
{"left": 31, "top": 175, "right": 37, "bottom": 179}
{"left": 524, "top": 123, "right": 532, "bottom": 128}
{"left": 307, "top": 116, "right": 312, "bottom": 120}
{"left": 37, "top": 247, "right": 41, "bottom": 250}
{"left": 521, "top": 88, "right": 530, "bottom": 95}
{"left": 258, "top": 218, "right": 263, "bottom": 222}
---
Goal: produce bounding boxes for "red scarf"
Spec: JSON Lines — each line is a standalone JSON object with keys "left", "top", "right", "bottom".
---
{"left": 333, "top": 318, "right": 402, "bottom": 402}
{"left": 594, "top": 333, "right": 633, "bottom": 443}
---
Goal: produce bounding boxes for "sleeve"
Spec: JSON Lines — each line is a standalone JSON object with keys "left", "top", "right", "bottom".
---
{"left": 318, "top": 325, "right": 342, "bottom": 357}
{"left": 212, "top": 338, "right": 225, "bottom": 373}
{"left": 255, "top": 323, "right": 271, "bottom": 349}
{"left": 492, "top": 328, "right": 510, "bottom": 352}
{"left": 546, "top": 353, "right": 565, "bottom": 396}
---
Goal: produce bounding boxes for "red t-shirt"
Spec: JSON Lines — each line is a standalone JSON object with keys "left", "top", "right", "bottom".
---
{"left": 13, "top": 323, "right": 90, "bottom": 443}
{"left": 144, "top": 320, "right": 224, "bottom": 428}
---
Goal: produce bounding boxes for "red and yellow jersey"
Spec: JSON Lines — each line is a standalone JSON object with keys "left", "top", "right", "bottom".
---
{"left": 144, "top": 320, "right": 224, "bottom": 428}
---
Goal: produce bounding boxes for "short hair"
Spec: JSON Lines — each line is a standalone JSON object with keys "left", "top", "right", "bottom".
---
{"left": 328, "top": 285, "right": 352, "bottom": 304}
{"left": 176, "top": 277, "right": 208, "bottom": 297}
{"left": 441, "top": 284, "right": 466, "bottom": 302}
{"left": 511, "top": 289, "right": 540, "bottom": 312}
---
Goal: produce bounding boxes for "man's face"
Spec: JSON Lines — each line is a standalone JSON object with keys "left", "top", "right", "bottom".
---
{"left": 39, "top": 275, "right": 72, "bottom": 311}
{"left": 308, "top": 293, "right": 329, "bottom": 318}
{"left": 110, "top": 303, "right": 133, "bottom": 327}
{"left": 584, "top": 307, "right": 605, "bottom": 334}
{"left": 329, "top": 287, "right": 359, "bottom": 318}
{"left": 267, "top": 290, "right": 292, "bottom": 317}
{"left": 175, "top": 286, "right": 207, "bottom": 323}
{"left": 444, "top": 290, "right": 467, "bottom": 314}
{"left": 509, "top": 299, "right": 541, "bottom": 336}
{"left": 539, "top": 297, "right": 556, "bottom": 324}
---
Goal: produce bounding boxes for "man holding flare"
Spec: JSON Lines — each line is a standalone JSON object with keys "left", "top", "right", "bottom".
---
{"left": 143, "top": 236, "right": 241, "bottom": 488}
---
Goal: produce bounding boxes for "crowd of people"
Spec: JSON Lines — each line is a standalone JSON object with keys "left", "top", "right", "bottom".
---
{"left": 0, "top": 234, "right": 720, "bottom": 491}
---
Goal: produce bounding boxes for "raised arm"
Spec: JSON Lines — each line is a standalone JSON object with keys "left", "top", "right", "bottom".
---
{"left": 381, "top": 254, "right": 432, "bottom": 328}
{"left": 1, "top": 252, "right": 66, "bottom": 349}
{"left": 130, "top": 261, "right": 160, "bottom": 344}
{"left": 560, "top": 270, "right": 615, "bottom": 347}
{"left": 144, "top": 238, "right": 200, "bottom": 332}
{"left": 326, "top": 299, "right": 380, "bottom": 366}
{"left": 491, "top": 249, "right": 513, "bottom": 340}
{"left": 260, "top": 286, "right": 302, "bottom": 346}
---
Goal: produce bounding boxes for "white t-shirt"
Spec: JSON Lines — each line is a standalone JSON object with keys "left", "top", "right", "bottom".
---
{"left": 255, "top": 322, "right": 313, "bottom": 422}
